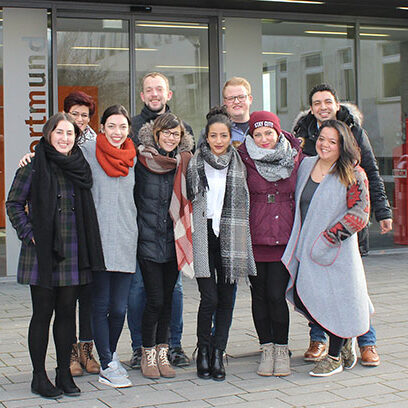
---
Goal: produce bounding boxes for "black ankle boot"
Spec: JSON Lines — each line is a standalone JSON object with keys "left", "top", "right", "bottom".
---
{"left": 31, "top": 371, "right": 63, "bottom": 399}
{"left": 55, "top": 367, "right": 80, "bottom": 396}
{"left": 196, "top": 346, "right": 211, "bottom": 379}
{"left": 211, "top": 348, "right": 225, "bottom": 381}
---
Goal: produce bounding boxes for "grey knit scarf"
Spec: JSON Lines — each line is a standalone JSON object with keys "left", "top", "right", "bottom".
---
{"left": 245, "top": 134, "right": 297, "bottom": 182}
{"left": 187, "top": 142, "right": 256, "bottom": 283}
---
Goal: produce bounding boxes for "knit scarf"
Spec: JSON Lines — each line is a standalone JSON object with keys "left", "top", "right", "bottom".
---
{"left": 187, "top": 142, "right": 256, "bottom": 283}
{"left": 96, "top": 133, "right": 136, "bottom": 177}
{"left": 31, "top": 138, "right": 105, "bottom": 288}
{"left": 245, "top": 133, "right": 297, "bottom": 182}
{"left": 138, "top": 145, "right": 194, "bottom": 278}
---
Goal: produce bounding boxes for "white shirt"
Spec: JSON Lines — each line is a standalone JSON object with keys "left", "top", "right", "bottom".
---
{"left": 204, "top": 162, "right": 228, "bottom": 237}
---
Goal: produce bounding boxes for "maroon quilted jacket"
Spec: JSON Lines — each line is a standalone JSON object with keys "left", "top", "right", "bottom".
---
{"left": 238, "top": 131, "right": 303, "bottom": 262}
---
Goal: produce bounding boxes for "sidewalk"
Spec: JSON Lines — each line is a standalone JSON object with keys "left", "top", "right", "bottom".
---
{"left": 0, "top": 252, "right": 407, "bottom": 408}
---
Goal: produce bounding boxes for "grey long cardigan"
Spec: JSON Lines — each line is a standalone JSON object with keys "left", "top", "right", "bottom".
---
{"left": 282, "top": 156, "right": 374, "bottom": 338}
{"left": 81, "top": 140, "right": 138, "bottom": 273}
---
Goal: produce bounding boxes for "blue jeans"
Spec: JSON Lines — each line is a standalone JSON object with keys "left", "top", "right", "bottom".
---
{"left": 309, "top": 322, "right": 376, "bottom": 347}
{"left": 92, "top": 271, "right": 132, "bottom": 369}
{"left": 127, "top": 262, "right": 183, "bottom": 350}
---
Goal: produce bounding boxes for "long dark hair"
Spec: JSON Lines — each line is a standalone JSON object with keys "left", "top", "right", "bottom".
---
{"left": 318, "top": 119, "right": 360, "bottom": 186}
{"left": 205, "top": 105, "right": 232, "bottom": 137}
{"left": 42, "top": 112, "right": 81, "bottom": 147}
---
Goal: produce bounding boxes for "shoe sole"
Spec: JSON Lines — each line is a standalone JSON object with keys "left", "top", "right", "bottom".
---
{"left": 62, "top": 391, "right": 81, "bottom": 397}
{"left": 257, "top": 371, "right": 273, "bottom": 377}
{"left": 274, "top": 372, "right": 291, "bottom": 377}
{"left": 197, "top": 373, "right": 212, "bottom": 379}
{"left": 98, "top": 377, "right": 132, "bottom": 388}
{"left": 309, "top": 365, "right": 343, "bottom": 377}
{"left": 31, "top": 389, "right": 63, "bottom": 400}
{"left": 171, "top": 361, "right": 191, "bottom": 367}
{"left": 360, "top": 359, "right": 380, "bottom": 367}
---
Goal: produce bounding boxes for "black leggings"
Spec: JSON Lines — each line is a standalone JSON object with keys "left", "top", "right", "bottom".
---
{"left": 293, "top": 285, "right": 344, "bottom": 357}
{"left": 249, "top": 261, "right": 289, "bottom": 345}
{"left": 29, "top": 285, "right": 78, "bottom": 373}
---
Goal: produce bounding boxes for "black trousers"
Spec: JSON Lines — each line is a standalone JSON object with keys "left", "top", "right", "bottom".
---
{"left": 249, "top": 261, "right": 290, "bottom": 345}
{"left": 29, "top": 285, "right": 78, "bottom": 373}
{"left": 293, "top": 284, "right": 345, "bottom": 357}
{"left": 196, "top": 221, "right": 236, "bottom": 351}
{"left": 139, "top": 258, "right": 180, "bottom": 348}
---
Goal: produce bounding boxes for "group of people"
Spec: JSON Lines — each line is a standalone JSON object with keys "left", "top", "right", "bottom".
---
{"left": 6, "top": 72, "right": 392, "bottom": 399}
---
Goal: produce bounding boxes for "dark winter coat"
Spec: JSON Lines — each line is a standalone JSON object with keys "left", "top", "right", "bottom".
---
{"left": 130, "top": 104, "right": 194, "bottom": 145}
{"left": 238, "top": 131, "right": 303, "bottom": 262}
{"left": 292, "top": 103, "right": 392, "bottom": 222}
{"left": 135, "top": 122, "right": 194, "bottom": 263}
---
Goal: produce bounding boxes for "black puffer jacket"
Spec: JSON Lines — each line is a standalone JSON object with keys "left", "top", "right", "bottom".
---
{"left": 292, "top": 103, "right": 392, "bottom": 222}
{"left": 135, "top": 122, "right": 194, "bottom": 263}
{"left": 131, "top": 104, "right": 194, "bottom": 145}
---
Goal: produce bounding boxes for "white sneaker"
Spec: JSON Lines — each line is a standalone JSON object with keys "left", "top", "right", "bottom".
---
{"left": 112, "top": 352, "right": 129, "bottom": 377}
{"left": 99, "top": 360, "right": 132, "bottom": 388}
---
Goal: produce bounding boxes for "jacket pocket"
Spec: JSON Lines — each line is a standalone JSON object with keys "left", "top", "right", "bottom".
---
{"left": 310, "top": 232, "right": 341, "bottom": 267}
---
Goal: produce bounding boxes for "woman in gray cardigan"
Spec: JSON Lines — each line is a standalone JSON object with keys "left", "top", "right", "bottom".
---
{"left": 282, "top": 120, "right": 373, "bottom": 377}
{"left": 81, "top": 105, "right": 137, "bottom": 389}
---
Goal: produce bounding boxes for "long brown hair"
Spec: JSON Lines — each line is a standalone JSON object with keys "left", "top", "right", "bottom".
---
{"left": 318, "top": 120, "right": 360, "bottom": 187}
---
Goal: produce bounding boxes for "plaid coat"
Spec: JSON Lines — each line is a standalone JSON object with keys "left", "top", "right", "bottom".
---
{"left": 6, "top": 162, "right": 92, "bottom": 287}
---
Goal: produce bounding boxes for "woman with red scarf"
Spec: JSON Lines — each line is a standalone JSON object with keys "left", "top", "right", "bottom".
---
{"left": 81, "top": 105, "right": 137, "bottom": 388}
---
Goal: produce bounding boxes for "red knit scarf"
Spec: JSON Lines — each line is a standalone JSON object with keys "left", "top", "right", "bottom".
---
{"left": 96, "top": 133, "right": 136, "bottom": 177}
{"left": 138, "top": 145, "right": 194, "bottom": 278}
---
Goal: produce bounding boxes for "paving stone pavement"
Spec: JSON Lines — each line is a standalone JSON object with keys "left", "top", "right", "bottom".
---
{"left": 0, "top": 251, "right": 407, "bottom": 407}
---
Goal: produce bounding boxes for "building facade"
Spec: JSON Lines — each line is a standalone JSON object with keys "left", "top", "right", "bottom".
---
{"left": 1, "top": 0, "right": 408, "bottom": 275}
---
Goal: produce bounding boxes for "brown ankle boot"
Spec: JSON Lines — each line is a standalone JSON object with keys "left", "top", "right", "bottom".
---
{"left": 69, "top": 344, "right": 83, "bottom": 377}
{"left": 141, "top": 347, "right": 160, "bottom": 379}
{"left": 79, "top": 342, "right": 100, "bottom": 374}
{"left": 156, "top": 344, "right": 176, "bottom": 378}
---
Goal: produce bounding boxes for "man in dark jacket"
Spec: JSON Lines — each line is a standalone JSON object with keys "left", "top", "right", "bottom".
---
{"left": 131, "top": 72, "right": 194, "bottom": 144}
{"left": 127, "top": 72, "right": 193, "bottom": 369}
{"left": 293, "top": 83, "right": 392, "bottom": 367}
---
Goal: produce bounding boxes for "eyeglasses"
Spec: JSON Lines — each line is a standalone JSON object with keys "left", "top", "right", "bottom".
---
{"left": 161, "top": 129, "right": 181, "bottom": 139}
{"left": 69, "top": 111, "right": 89, "bottom": 120}
{"left": 224, "top": 94, "right": 248, "bottom": 104}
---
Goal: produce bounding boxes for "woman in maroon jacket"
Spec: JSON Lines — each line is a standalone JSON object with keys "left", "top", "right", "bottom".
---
{"left": 238, "top": 111, "right": 302, "bottom": 377}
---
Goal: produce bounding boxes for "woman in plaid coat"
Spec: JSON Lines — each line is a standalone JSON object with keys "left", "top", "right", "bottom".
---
{"left": 6, "top": 113, "right": 105, "bottom": 399}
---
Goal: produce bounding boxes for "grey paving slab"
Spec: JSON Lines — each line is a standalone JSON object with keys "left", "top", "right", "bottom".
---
{"left": 0, "top": 252, "right": 408, "bottom": 407}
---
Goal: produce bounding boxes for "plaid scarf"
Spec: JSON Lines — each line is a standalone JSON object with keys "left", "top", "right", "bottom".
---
{"left": 138, "top": 145, "right": 194, "bottom": 278}
{"left": 187, "top": 143, "right": 256, "bottom": 282}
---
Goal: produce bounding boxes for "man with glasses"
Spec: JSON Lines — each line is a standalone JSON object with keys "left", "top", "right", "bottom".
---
{"left": 222, "top": 77, "right": 253, "bottom": 144}
{"left": 128, "top": 72, "right": 193, "bottom": 370}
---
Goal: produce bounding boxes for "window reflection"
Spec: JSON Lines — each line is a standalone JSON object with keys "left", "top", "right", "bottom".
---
{"left": 57, "top": 18, "right": 130, "bottom": 130}
{"left": 135, "top": 20, "right": 209, "bottom": 136}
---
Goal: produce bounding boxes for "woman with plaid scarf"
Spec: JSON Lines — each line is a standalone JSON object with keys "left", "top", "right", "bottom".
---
{"left": 187, "top": 106, "right": 256, "bottom": 382}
